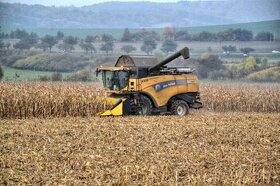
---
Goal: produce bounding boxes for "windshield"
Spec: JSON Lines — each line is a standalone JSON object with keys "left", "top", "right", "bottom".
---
{"left": 101, "top": 71, "right": 129, "bottom": 91}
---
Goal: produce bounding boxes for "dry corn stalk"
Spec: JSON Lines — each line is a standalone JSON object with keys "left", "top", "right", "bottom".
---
{"left": 0, "top": 82, "right": 107, "bottom": 119}
{"left": 200, "top": 82, "right": 280, "bottom": 113}
{"left": 1, "top": 82, "right": 279, "bottom": 119}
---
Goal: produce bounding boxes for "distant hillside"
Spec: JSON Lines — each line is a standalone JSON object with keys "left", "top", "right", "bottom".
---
{"left": 2, "top": 20, "right": 280, "bottom": 39}
{"left": 0, "top": 0, "right": 280, "bottom": 28}
{"left": 178, "top": 20, "right": 280, "bottom": 39}
{"left": 247, "top": 66, "right": 280, "bottom": 82}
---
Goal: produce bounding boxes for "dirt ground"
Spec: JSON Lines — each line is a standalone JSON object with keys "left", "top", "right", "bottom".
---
{"left": 1, "top": 112, "right": 279, "bottom": 185}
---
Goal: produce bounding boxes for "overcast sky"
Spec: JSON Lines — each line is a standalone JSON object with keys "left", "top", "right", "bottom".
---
{"left": 0, "top": 0, "right": 197, "bottom": 7}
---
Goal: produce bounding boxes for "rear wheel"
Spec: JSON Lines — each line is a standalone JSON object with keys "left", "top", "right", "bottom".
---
{"left": 170, "top": 100, "right": 189, "bottom": 116}
{"left": 137, "top": 95, "right": 152, "bottom": 116}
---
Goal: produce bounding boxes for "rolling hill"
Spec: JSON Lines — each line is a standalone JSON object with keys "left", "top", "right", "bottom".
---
{"left": 1, "top": 20, "right": 280, "bottom": 39}
{"left": 0, "top": 0, "right": 280, "bottom": 28}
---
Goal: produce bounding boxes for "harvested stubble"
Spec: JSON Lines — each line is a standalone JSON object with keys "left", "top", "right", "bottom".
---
{"left": 0, "top": 82, "right": 280, "bottom": 119}
{"left": 1, "top": 113, "right": 279, "bottom": 185}
{"left": 0, "top": 82, "right": 106, "bottom": 118}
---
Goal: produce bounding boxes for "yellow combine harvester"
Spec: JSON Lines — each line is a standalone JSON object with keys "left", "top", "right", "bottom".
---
{"left": 96, "top": 47, "right": 202, "bottom": 116}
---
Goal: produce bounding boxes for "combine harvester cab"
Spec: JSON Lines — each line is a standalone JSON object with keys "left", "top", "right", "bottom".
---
{"left": 97, "top": 55, "right": 135, "bottom": 116}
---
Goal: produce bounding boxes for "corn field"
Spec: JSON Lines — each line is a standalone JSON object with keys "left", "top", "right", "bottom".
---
{"left": 1, "top": 82, "right": 280, "bottom": 185}
{"left": 201, "top": 83, "right": 280, "bottom": 113}
{"left": 0, "top": 82, "right": 107, "bottom": 118}
{"left": 0, "top": 82, "right": 280, "bottom": 118}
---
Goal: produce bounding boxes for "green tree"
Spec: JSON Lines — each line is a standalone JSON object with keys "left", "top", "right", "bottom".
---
{"left": 13, "top": 39, "right": 32, "bottom": 50}
{"left": 192, "top": 54, "right": 225, "bottom": 78}
{"left": 100, "top": 41, "right": 114, "bottom": 55}
{"left": 28, "top": 32, "right": 38, "bottom": 45}
{"left": 255, "top": 32, "right": 273, "bottom": 41}
{"left": 80, "top": 40, "right": 96, "bottom": 54}
{"left": 0, "top": 32, "right": 8, "bottom": 39}
{"left": 62, "top": 36, "right": 78, "bottom": 52}
{"left": 217, "top": 29, "right": 235, "bottom": 41}
{"left": 192, "top": 31, "right": 216, "bottom": 41}
{"left": 0, "top": 65, "right": 3, "bottom": 80}
{"left": 85, "top": 35, "right": 96, "bottom": 43}
{"left": 141, "top": 37, "right": 157, "bottom": 55}
{"left": 102, "top": 34, "right": 114, "bottom": 42}
{"left": 240, "top": 47, "right": 254, "bottom": 55}
{"left": 56, "top": 31, "right": 64, "bottom": 40}
{"left": 175, "top": 30, "right": 191, "bottom": 41}
{"left": 121, "top": 28, "right": 133, "bottom": 42}
{"left": 233, "top": 29, "right": 253, "bottom": 41}
{"left": 41, "top": 35, "right": 58, "bottom": 52}
{"left": 160, "top": 40, "right": 177, "bottom": 53}
{"left": 244, "top": 56, "right": 258, "bottom": 71}
{"left": 222, "top": 45, "right": 236, "bottom": 55}
{"left": 121, "top": 45, "right": 136, "bottom": 54}
{"left": 13, "top": 33, "right": 38, "bottom": 50}
{"left": 227, "top": 65, "right": 238, "bottom": 79}
{"left": 10, "top": 29, "right": 29, "bottom": 39}
{"left": 134, "top": 29, "right": 160, "bottom": 41}
{"left": 237, "top": 56, "right": 258, "bottom": 78}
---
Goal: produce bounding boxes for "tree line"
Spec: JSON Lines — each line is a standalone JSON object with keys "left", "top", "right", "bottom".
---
{"left": 0, "top": 30, "right": 114, "bottom": 54}
{"left": 0, "top": 27, "right": 276, "bottom": 55}
{"left": 0, "top": 29, "right": 164, "bottom": 54}
{"left": 121, "top": 27, "right": 275, "bottom": 42}
{"left": 0, "top": 27, "right": 276, "bottom": 42}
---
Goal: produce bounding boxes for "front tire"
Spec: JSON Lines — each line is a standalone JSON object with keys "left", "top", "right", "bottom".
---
{"left": 170, "top": 100, "right": 189, "bottom": 116}
{"left": 137, "top": 95, "right": 153, "bottom": 116}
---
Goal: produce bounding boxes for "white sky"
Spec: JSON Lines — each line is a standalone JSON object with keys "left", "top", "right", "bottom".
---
{"left": 0, "top": 0, "right": 194, "bottom": 7}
